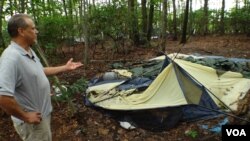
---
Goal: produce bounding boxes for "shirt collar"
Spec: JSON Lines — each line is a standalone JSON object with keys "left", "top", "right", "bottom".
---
{"left": 10, "top": 41, "right": 31, "bottom": 56}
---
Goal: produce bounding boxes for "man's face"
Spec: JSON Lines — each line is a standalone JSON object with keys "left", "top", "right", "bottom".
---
{"left": 19, "top": 18, "right": 38, "bottom": 46}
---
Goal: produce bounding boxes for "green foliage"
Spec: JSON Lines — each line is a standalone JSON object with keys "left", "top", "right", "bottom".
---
{"left": 68, "top": 77, "right": 88, "bottom": 95}
{"left": 0, "top": 47, "right": 4, "bottom": 55}
{"left": 185, "top": 130, "right": 198, "bottom": 138}
{"left": 229, "top": 7, "right": 250, "bottom": 34}
{"left": 38, "top": 15, "right": 71, "bottom": 45}
{"left": 88, "top": 2, "right": 128, "bottom": 41}
{"left": 1, "top": 21, "right": 10, "bottom": 49}
{"left": 53, "top": 77, "right": 88, "bottom": 102}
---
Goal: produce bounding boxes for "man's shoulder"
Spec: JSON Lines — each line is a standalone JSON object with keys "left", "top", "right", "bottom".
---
{"left": 1, "top": 45, "right": 21, "bottom": 60}
{"left": 0, "top": 49, "right": 22, "bottom": 70}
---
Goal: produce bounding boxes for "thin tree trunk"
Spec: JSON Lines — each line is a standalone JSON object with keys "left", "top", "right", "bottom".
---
{"left": 83, "top": 0, "right": 90, "bottom": 66}
{"left": 234, "top": 0, "right": 239, "bottom": 34}
{"left": 141, "top": 0, "right": 147, "bottom": 39}
{"left": 62, "top": 0, "right": 68, "bottom": 16}
{"left": 203, "top": 0, "right": 209, "bottom": 35}
{"left": 42, "top": 0, "right": 46, "bottom": 16}
{"left": 128, "top": 0, "right": 139, "bottom": 45}
{"left": 147, "top": 0, "right": 154, "bottom": 41}
{"left": 0, "top": 0, "right": 5, "bottom": 48}
{"left": 189, "top": 0, "right": 193, "bottom": 35}
{"left": 69, "top": 0, "right": 74, "bottom": 22}
{"left": 220, "top": 0, "right": 225, "bottom": 34}
{"left": 20, "top": 0, "right": 25, "bottom": 13}
{"left": 180, "top": 0, "right": 189, "bottom": 44}
{"left": 172, "top": 0, "right": 177, "bottom": 40}
{"left": 30, "top": 0, "right": 37, "bottom": 23}
{"left": 160, "top": 0, "right": 167, "bottom": 52}
{"left": 14, "top": 0, "right": 18, "bottom": 13}
{"left": 9, "top": 0, "right": 13, "bottom": 16}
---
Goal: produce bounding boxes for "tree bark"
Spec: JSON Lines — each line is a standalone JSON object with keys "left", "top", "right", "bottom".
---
{"left": 160, "top": 0, "right": 167, "bottom": 52}
{"left": 30, "top": 0, "right": 37, "bottom": 23}
{"left": 141, "top": 0, "right": 147, "bottom": 38}
{"left": 62, "top": 0, "right": 68, "bottom": 16}
{"left": 20, "top": 0, "right": 25, "bottom": 13}
{"left": 9, "top": 0, "right": 13, "bottom": 16}
{"left": 82, "top": 0, "right": 90, "bottom": 66}
{"left": 172, "top": 0, "right": 177, "bottom": 40}
{"left": 203, "top": 0, "right": 209, "bottom": 35}
{"left": 189, "top": 0, "right": 193, "bottom": 35}
{"left": 0, "top": 0, "right": 5, "bottom": 48}
{"left": 220, "top": 0, "right": 225, "bottom": 35}
{"left": 147, "top": 0, "right": 154, "bottom": 41}
{"left": 180, "top": 0, "right": 189, "bottom": 44}
{"left": 128, "top": 0, "right": 139, "bottom": 45}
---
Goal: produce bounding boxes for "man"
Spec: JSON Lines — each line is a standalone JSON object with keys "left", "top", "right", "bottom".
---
{"left": 0, "top": 14, "right": 83, "bottom": 141}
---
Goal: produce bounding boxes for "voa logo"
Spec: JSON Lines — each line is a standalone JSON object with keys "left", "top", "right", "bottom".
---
{"left": 226, "top": 129, "right": 246, "bottom": 136}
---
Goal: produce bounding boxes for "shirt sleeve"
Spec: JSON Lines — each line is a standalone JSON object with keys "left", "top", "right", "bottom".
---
{"left": 0, "top": 57, "right": 20, "bottom": 97}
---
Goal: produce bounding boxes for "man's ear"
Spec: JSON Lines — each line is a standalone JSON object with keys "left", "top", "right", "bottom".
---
{"left": 18, "top": 28, "right": 25, "bottom": 37}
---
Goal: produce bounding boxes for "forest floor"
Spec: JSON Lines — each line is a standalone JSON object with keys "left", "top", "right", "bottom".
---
{"left": 0, "top": 35, "right": 250, "bottom": 141}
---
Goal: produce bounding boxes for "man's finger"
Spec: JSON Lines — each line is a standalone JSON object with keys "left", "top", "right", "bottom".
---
{"left": 69, "top": 58, "right": 73, "bottom": 62}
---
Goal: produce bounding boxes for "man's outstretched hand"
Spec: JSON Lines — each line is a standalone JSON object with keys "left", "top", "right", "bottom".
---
{"left": 64, "top": 58, "right": 83, "bottom": 71}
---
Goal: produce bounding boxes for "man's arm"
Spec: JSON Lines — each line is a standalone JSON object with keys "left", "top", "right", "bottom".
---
{"left": 0, "top": 95, "right": 42, "bottom": 124}
{"left": 44, "top": 58, "right": 83, "bottom": 76}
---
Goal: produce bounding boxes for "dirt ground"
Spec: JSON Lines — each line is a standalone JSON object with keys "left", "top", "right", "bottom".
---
{"left": 0, "top": 35, "right": 250, "bottom": 141}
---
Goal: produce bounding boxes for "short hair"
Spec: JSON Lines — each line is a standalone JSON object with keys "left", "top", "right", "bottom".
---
{"left": 7, "top": 14, "right": 32, "bottom": 38}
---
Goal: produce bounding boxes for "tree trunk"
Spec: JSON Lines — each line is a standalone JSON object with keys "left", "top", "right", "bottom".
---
{"left": 0, "top": 0, "right": 5, "bottom": 48}
{"left": 83, "top": 0, "right": 90, "bottom": 66}
{"left": 30, "top": 0, "right": 37, "bottom": 23}
{"left": 9, "top": 0, "right": 13, "bottom": 16}
{"left": 69, "top": 0, "right": 74, "bottom": 22}
{"left": 42, "top": 0, "right": 46, "bottom": 16}
{"left": 128, "top": 0, "right": 139, "bottom": 45}
{"left": 189, "top": 0, "right": 193, "bottom": 35}
{"left": 160, "top": 0, "right": 167, "bottom": 52}
{"left": 62, "top": 0, "right": 68, "bottom": 16}
{"left": 180, "top": 0, "right": 189, "bottom": 44}
{"left": 234, "top": 0, "right": 239, "bottom": 34}
{"left": 172, "top": 0, "right": 177, "bottom": 40}
{"left": 14, "top": 0, "right": 18, "bottom": 13}
{"left": 47, "top": 0, "right": 52, "bottom": 16}
{"left": 203, "top": 0, "right": 209, "bottom": 35}
{"left": 141, "top": 0, "right": 147, "bottom": 38}
{"left": 147, "top": 0, "right": 154, "bottom": 41}
{"left": 220, "top": 0, "right": 225, "bottom": 35}
{"left": 20, "top": 0, "right": 25, "bottom": 13}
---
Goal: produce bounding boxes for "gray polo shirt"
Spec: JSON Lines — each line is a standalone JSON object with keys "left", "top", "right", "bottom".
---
{"left": 0, "top": 41, "right": 52, "bottom": 123}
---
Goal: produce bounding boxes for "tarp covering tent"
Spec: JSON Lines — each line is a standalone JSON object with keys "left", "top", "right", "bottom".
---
{"left": 85, "top": 53, "right": 250, "bottom": 130}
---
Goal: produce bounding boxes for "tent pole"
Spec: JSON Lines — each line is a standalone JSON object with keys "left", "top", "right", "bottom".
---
{"left": 198, "top": 105, "right": 250, "bottom": 124}
{"left": 170, "top": 58, "right": 234, "bottom": 113}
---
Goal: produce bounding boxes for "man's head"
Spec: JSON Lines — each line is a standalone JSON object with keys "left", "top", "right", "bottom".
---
{"left": 8, "top": 14, "right": 38, "bottom": 46}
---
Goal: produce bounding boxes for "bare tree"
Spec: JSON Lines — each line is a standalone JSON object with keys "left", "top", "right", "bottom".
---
{"left": 189, "top": 0, "right": 193, "bottom": 35}
{"left": 20, "top": 0, "right": 26, "bottom": 13}
{"left": 128, "top": 0, "right": 139, "bottom": 45}
{"left": 203, "top": 0, "right": 209, "bottom": 35}
{"left": 160, "top": 0, "right": 168, "bottom": 52}
{"left": 82, "top": 0, "right": 90, "bottom": 66}
{"left": 180, "top": 0, "right": 189, "bottom": 44}
{"left": 62, "top": 0, "right": 68, "bottom": 16}
{"left": 220, "top": 0, "right": 225, "bottom": 34}
{"left": 0, "top": 0, "right": 5, "bottom": 48}
{"left": 147, "top": 0, "right": 155, "bottom": 41}
{"left": 172, "top": 0, "right": 177, "bottom": 40}
{"left": 9, "top": 0, "right": 13, "bottom": 16}
{"left": 141, "top": 0, "right": 147, "bottom": 39}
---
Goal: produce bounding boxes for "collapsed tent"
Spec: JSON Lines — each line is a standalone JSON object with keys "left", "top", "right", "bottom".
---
{"left": 85, "top": 53, "right": 250, "bottom": 130}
